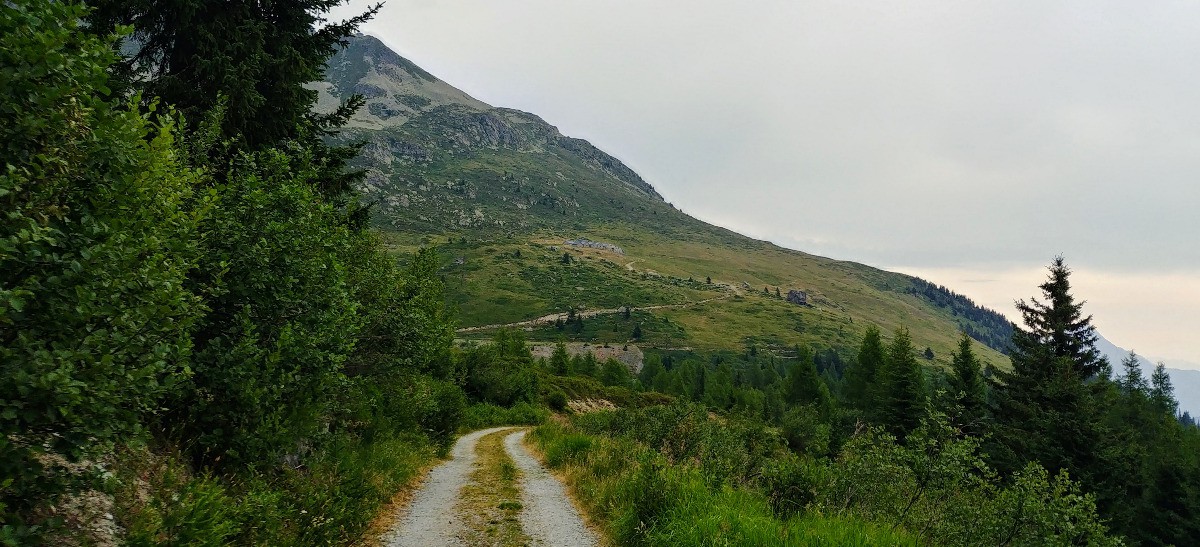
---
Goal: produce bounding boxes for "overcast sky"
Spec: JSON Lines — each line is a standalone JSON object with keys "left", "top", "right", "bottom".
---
{"left": 332, "top": 0, "right": 1200, "bottom": 367}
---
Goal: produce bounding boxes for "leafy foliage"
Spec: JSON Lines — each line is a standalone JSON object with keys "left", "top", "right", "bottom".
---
{"left": 461, "top": 330, "right": 539, "bottom": 406}
{"left": 165, "top": 151, "right": 360, "bottom": 469}
{"left": 1, "top": 1, "right": 203, "bottom": 527}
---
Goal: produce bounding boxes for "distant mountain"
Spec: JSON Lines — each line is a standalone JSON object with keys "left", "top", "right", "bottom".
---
{"left": 1096, "top": 335, "right": 1200, "bottom": 417}
{"left": 312, "top": 35, "right": 663, "bottom": 236}
{"left": 314, "top": 34, "right": 1022, "bottom": 367}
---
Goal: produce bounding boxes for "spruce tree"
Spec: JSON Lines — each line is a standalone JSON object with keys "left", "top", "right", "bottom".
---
{"left": 948, "top": 333, "right": 988, "bottom": 436}
{"left": 784, "top": 345, "right": 831, "bottom": 414}
{"left": 87, "top": 0, "right": 378, "bottom": 153}
{"left": 1149, "top": 362, "right": 1178, "bottom": 417}
{"left": 878, "top": 327, "right": 926, "bottom": 439}
{"left": 988, "top": 257, "right": 1110, "bottom": 482}
{"left": 1012, "top": 256, "right": 1108, "bottom": 380}
{"left": 844, "top": 325, "right": 885, "bottom": 412}
{"left": 550, "top": 341, "right": 570, "bottom": 375}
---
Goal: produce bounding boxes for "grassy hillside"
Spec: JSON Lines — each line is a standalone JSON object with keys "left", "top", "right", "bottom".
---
{"left": 326, "top": 35, "right": 1013, "bottom": 370}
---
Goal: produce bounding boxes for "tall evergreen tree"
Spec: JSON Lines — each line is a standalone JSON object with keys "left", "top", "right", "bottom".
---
{"left": 87, "top": 0, "right": 377, "bottom": 151}
{"left": 947, "top": 333, "right": 988, "bottom": 436}
{"left": 784, "top": 345, "right": 831, "bottom": 414}
{"left": 1118, "top": 352, "right": 1149, "bottom": 397}
{"left": 844, "top": 325, "right": 885, "bottom": 412}
{"left": 87, "top": 0, "right": 380, "bottom": 209}
{"left": 549, "top": 341, "right": 571, "bottom": 375}
{"left": 1013, "top": 256, "right": 1109, "bottom": 380}
{"left": 1150, "top": 362, "right": 1178, "bottom": 417}
{"left": 988, "top": 257, "right": 1111, "bottom": 483}
{"left": 878, "top": 327, "right": 926, "bottom": 439}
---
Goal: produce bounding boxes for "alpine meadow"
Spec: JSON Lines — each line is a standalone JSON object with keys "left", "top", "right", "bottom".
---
{"left": 3, "top": 1, "right": 1199, "bottom": 546}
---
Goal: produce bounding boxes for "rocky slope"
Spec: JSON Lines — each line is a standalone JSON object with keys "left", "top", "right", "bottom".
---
{"left": 318, "top": 34, "right": 1016, "bottom": 367}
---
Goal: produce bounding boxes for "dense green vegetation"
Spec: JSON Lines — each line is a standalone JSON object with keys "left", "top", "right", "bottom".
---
{"left": 530, "top": 258, "right": 1200, "bottom": 545}
{"left": 0, "top": 2, "right": 545, "bottom": 544}
{"left": 5, "top": 1, "right": 1200, "bottom": 545}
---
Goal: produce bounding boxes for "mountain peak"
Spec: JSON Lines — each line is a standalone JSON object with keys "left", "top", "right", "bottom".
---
{"left": 312, "top": 34, "right": 491, "bottom": 128}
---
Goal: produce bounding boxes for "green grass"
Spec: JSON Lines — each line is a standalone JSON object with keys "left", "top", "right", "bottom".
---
{"left": 454, "top": 429, "right": 530, "bottom": 546}
{"left": 111, "top": 433, "right": 438, "bottom": 546}
{"left": 459, "top": 402, "right": 549, "bottom": 431}
{"left": 528, "top": 420, "right": 921, "bottom": 546}
{"left": 427, "top": 225, "right": 1010, "bottom": 374}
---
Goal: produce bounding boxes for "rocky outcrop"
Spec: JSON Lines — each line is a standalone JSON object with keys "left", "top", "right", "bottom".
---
{"left": 564, "top": 238, "right": 624, "bottom": 255}
{"left": 787, "top": 290, "right": 808, "bottom": 306}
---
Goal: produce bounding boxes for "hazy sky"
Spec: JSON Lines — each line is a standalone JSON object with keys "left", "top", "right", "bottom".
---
{"left": 331, "top": 0, "right": 1200, "bottom": 367}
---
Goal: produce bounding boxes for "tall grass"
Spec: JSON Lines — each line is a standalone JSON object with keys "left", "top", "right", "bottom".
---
{"left": 529, "top": 420, "right": 917, "bottom": 546}
{"left": 112, "top": 432, "right": 436, "bottom": 546}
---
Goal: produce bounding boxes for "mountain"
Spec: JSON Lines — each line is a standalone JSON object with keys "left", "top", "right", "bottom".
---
{"left": 316, "top": 34, "right": 1018, "bottom": 368}
{"left": 1096, "top": 335, "right": 1200, "bottom": 417}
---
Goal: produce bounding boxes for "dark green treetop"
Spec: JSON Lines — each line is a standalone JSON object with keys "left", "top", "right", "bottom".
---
{"left": 88, "top": 0, "right": 379, "bottom": 153}
{"left": 1013, "top": 256, "right": 1108, "bottom": 380}
{"left": 844, "top": 325, "right": 885, "bottom": 412}
{"left": 878, "top": 327, "right": 926, "bottom": 439}
{"left": 948, "top": 333, "right": 987, "bottom": 435}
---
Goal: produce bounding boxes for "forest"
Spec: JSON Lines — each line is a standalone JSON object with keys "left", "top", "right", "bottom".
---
{"left": 3, "top": 0, "right": 1199, "bottom": 545}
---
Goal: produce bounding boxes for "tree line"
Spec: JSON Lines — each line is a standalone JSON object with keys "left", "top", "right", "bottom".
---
{"left": 592, "top": 257, "right": 1198, "bottom": 544}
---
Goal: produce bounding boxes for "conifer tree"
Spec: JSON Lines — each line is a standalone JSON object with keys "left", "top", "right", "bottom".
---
{"left": 1149, "top": 362, "right": 1178, "bottom": 417}
{"left": 878, "top": 327, "right": 926, "bottom": 439}
{"left": 784, "top": 345, "right": 831, "bottom": 414}
{"left": 844, "top": 325, "right": 885, "bottom": 412}
{"left": 947, "top": 333, "right": 988, "bottom": 435}
{"left": 550, "top": 341, "right": 570, "bottom": 375}
{"left": 87, "top": 0, "right": 378, "bottom": 153}
{"left": 639, "top": 355, "right": 666, "bottom": 389}
{"left": 1118, "top": 352, "right": 1149, "bottom": 397}
{"left": 988, "top": 257, "right": 1110, "bottom": 481}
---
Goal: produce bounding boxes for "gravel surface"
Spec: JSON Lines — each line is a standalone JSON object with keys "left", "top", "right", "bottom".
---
{"left": 381, "top": 426, "right": 517, "bottom": 547}
{"left": 504, "top": 430, "right": 600, "bottom": 547}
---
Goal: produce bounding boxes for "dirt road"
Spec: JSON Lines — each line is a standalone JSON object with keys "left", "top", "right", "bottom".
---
{"left": 381, "top": 427, "right": 597, "bottom": 547}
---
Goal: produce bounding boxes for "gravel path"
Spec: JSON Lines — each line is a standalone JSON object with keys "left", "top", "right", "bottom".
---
{"left": 504, "top": 430, "right": 599, "bottom": 547}
{"left": 381, "top": 426, "right": 517, "bottom": 547}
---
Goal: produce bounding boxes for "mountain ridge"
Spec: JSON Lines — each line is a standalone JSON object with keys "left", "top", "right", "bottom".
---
{"left": 320, "top": 34, "right": 1020, "bottom": 370}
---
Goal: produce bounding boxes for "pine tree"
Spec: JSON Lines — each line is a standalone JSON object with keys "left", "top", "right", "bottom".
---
{"left": 1013, "top": 256, "right": 1108, "bottom": 380}
{"left": 639, "top": 355, "right": 666, "bottom": 389}
{"left": 947, "top": 333, "right": 987, "bottom": 435}
{"left": 1149, "top": 362, "right": 1178, "bottom": 417}
{"left": 550, "top": 341, "right": 570, "bottom": 375}
{"left": 87, "top": 0, "right": 378, "bottom": 154}
{"left": 784, "top": 345, "right": 831, "bottom": 413}
{"left": 988, "top": 257, "right": 1110, "bottom": 481}
{"left": 878, "top": 327, "right": 926, "bottom": 439}
{"left": 844, "top": 325, "right": 885, "bottom": 412}
{"left": 1118, "top": 352, "right": 1149, "bottom": 397}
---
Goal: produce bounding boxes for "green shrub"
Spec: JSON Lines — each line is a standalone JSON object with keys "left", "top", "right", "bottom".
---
{"left": 167, "top": 151, "right": 361, "bottom": 470}
{"left": 125, "top": 474, "right": 238, "bottom": 547}
{"left": 460, "top": 402, "right": 549, "bottom": 431}
{"left": 546, "top": 390, "right": 569, "bottom": 412}
{"left": 461, "top": 330, "right": 539, "bottom": 406}
{"left": 1, "top": 1, "right": 204, "bottom": 529}
{"left": 780, "top": 405, "right": 832, "bottom": 457}
{"left": 757, "top": 454, "right": 827, "bottom": 518}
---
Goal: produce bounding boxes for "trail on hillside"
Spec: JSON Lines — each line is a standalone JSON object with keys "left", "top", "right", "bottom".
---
{"left": 456, "top": 294, "right": 732, "bottom": 334}
{"left": 380, "top": 427, "right": 598, "bottom": 547}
